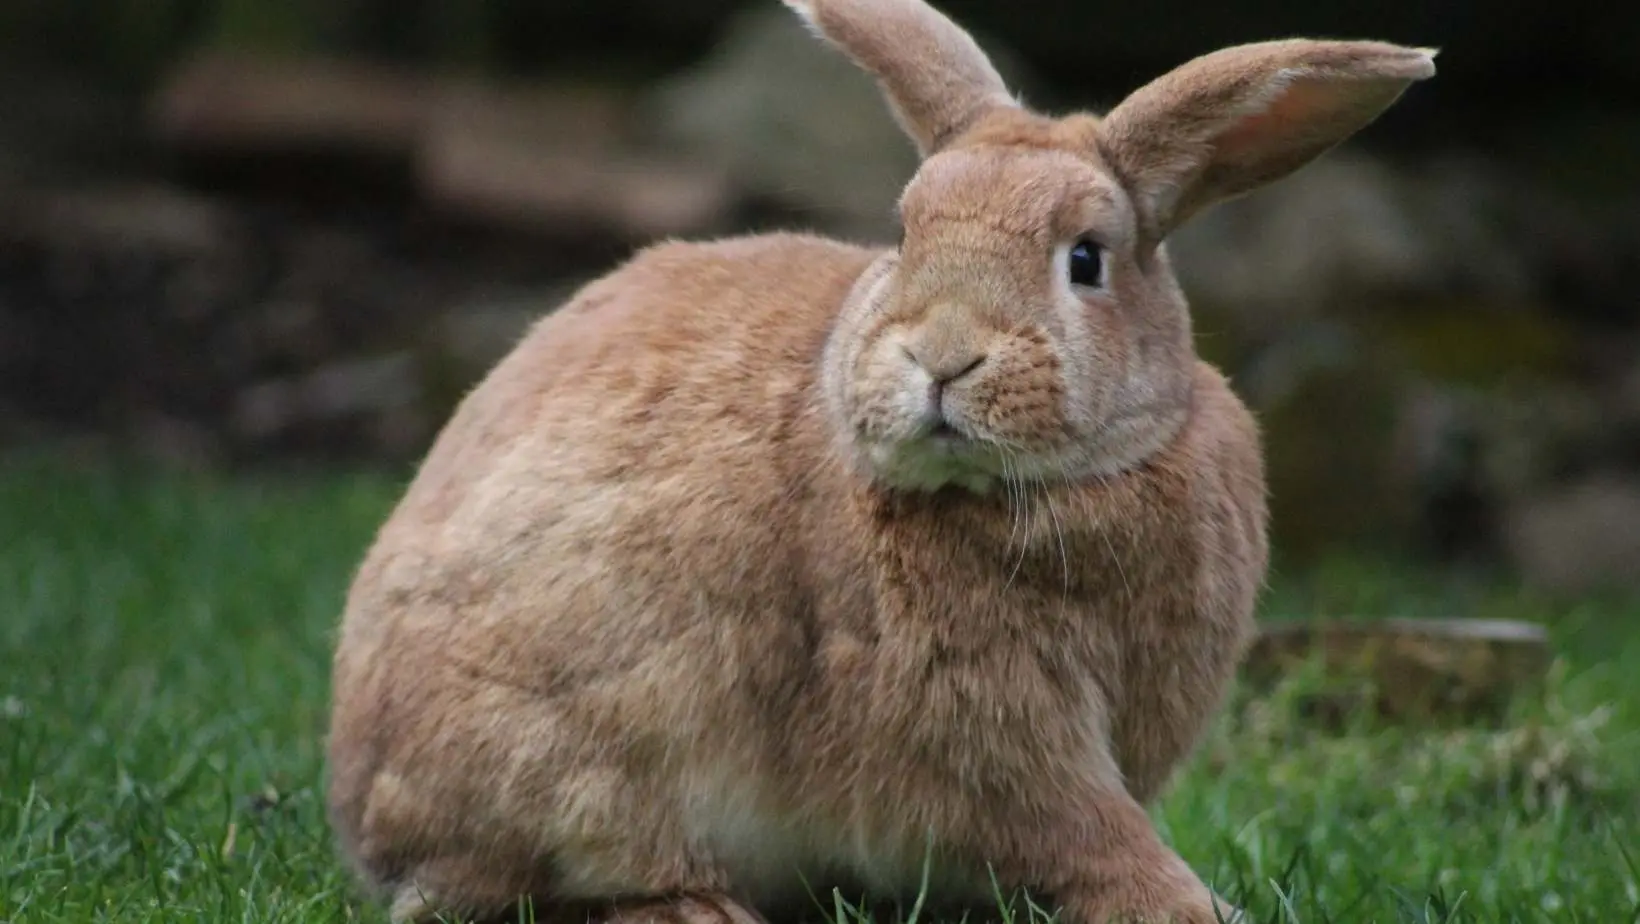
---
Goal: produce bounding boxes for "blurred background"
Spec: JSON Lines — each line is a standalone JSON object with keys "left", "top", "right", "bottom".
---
{"left": 2, "top": 0, "right": 1638, "bottom": 588}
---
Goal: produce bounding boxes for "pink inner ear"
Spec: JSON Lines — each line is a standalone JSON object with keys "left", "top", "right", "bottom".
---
{"left": 1214, "top": 79, "right": 1341, "bottom": 162}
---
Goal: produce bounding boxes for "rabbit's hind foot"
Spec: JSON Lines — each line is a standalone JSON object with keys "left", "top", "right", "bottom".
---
{"left": 391, "top": 888, "right": 771, "bottom": 924}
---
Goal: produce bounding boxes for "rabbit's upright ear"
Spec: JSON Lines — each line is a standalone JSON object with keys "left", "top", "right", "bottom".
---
{"left": 781, "top": 0, "right": 1016, "bottom": 156}
{"left": 1098, "top": 39, "right": 1436, "bottom": 242}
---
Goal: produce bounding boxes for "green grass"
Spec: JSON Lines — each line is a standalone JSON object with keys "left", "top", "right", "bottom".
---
{"left": 1, "top": 455, "right": 1637, "bottom": 923}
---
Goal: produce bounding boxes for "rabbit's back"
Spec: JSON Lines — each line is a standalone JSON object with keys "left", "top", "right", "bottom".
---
{"left": 326, "top": 232, "right": 881, "bottom": 906}
{"left": 386, "top": 231, "right": 881, "bottom": 542}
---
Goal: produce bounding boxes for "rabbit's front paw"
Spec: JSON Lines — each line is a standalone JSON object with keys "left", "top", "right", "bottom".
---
{"left": 1066, "top": 857, "right": 1240, "bottom": 924}
{"left": 1079, "top": 894, "right": 1239, "bottom": 924}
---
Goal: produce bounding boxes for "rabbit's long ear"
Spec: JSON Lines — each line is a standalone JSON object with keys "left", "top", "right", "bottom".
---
{"left": 1098, "top": 39, "right": 1436, "bottom": 242}
{"left": 782, "top": 0, "right": 1016, "bottom": 156}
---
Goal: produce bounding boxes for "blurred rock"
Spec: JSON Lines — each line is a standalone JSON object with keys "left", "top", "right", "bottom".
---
{"left": 1503, "top": 477, "right": 1640, "bottom": 595}
{"left": 1387, "top": 383, "right": 1497, "bottom": 560}
{"left": 1230, "top": 322, "right": 1413, "bottom": 555}
{"left": 1166, "top": 142, "right": 1637, "bottom": 566}
{"left": 1169, "top": 152, "right": 1599, "bottom": 339}
{"left": 1473, "top": 385, "right": 1612, "bottom": 502}
{"left": 0, "top": 180, "right": 546, "bottom": 464}
{"left": 0, "top": 183, "right": 256, "bottom": 423}
{"left": 1173, "top": 154, "right": 1442, "bottom": 336}
{"left": 646, "top": 4, "right": 1041, "bottom": 243}
{"left": 8, "top": 183, "right": 239, "bottom": 259}
{"left": 1383, "top": 372, "right": 1624, "bottom": 566}
{"left": 231, "top": 352, "right": 429, "bottom": 456}
{"left": 1412, "top": 156, "right": 1605, "bottom": 317}
{"left": 126, "top": 413, "right": 224, "bottom": 472}
{"left": 1242, "top": 617, "right": 1553, "bottom": 728}
{"left": 646, "top": 4, "right": 915, "bottom": 242}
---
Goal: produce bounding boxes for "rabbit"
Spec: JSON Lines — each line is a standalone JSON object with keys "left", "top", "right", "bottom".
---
{"left": 324, "top": 1, "right": 1435, "bottom": 922}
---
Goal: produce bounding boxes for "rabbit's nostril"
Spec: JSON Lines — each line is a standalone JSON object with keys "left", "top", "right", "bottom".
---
{"left": 946, "top": 354, "right": 986, "bottom": 382}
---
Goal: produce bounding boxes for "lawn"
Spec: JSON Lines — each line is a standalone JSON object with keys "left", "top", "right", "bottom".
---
{"left": 2, "top": 454, "right": 1637, "bottom": 923}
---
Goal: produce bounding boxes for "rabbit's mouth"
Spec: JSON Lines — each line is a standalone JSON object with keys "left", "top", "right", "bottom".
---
{"left": 910, "top": 397, "right": 978, "bottom": 445}
{"left": 923, "top": 420, "right": 967, "bottom": 444}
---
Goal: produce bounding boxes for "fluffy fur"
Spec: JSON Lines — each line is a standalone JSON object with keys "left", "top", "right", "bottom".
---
{"left": 325, "top": 2, "right": 1434, "bottom": 923}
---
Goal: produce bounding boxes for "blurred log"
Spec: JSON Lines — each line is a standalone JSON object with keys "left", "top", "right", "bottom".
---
{"left": 1242, "top": 617, "right": 1553, "bottom": 727}
{"left": 148, "top": 51, "right": 428, "bottom": 203}
{"left": 148, "top": 53, "right": 736, "bottom": 239}
{"left": 230, "top": 352, "right": 430, "bottom": 457}
{"left": 1505, "top": 478, "right": 1640, "bottom": 595}
{"left": 417, "top": 80, "right": 736, "bottom": 241}
{"left": 150, "top": 51, "right": 426, "bottom": 160}
{"left": 416, "top": 133, "right": 733, "bottom": 242}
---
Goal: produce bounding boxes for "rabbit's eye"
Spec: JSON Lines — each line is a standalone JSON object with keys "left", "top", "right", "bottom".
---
{"left": 1068, "top": 239, "right": 1104, "bottom": 288}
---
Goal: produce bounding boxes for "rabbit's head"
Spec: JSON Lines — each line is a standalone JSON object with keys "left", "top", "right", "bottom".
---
{"left": 799, "top": 0, "right": 1435, "bottom": 492}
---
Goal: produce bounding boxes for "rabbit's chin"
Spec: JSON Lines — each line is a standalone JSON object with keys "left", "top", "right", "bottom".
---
{"left": 864, "top": 432, "right": 1008, "bottom": 494}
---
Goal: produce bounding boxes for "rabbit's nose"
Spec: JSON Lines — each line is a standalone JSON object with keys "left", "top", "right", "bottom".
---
{"left": 906, "top": 345, "right": 986, "bottom": 430}
{"left": 907, "top": 345, "right": 987, "bottom": 386}
{"left": 903, "top": 302, "right": 988, "bottom": 396}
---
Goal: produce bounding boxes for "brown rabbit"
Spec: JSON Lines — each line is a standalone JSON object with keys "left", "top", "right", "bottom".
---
{"left": 325, "top": 1, "right": 1435, "bottom": 922}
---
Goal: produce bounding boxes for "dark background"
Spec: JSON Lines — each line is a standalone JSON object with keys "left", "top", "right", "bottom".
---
{"left": 2, "top": 0, "right": 1638, "bottom": 590}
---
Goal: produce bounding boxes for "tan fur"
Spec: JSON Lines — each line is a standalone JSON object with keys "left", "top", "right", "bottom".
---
{"left": 326, "top": 2, "right": 1434, "bottom": 923}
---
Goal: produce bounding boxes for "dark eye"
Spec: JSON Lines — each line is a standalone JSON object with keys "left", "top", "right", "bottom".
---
{"left": 1068, "top": 239, "right": 1103, "bottom": 288}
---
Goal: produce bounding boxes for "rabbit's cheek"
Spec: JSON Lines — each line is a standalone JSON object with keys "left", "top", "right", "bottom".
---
{"left": 845, "top": 350, "right": 913, "bottom": 440}
{"left": 968, "top": 339, "right": 1067, "bottom": 450}
{"left": 849, "top": 338, "right": 940, "bottom": 441}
